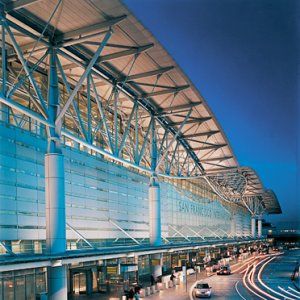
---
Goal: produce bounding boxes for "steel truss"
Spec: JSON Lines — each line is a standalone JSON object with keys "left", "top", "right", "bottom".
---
{"left": 0, "top": 1, "right": 280, "bottom": 216}
{"left": 0, "top": 7, "right": 202, "bottom": 179}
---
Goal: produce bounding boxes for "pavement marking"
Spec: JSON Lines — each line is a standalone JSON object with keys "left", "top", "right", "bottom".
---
{"left": 234, "top": 280, "right": 247, "bottom": 300}
{"left": 278, "top": 286, "right": 300, "bottom": 299}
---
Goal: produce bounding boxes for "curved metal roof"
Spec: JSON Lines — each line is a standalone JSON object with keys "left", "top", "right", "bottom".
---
{"left": 5, "top": 0, "right": 238, "bottom": 173}
{"left": 1, "top": 0, "right": 281, "bottom": 214}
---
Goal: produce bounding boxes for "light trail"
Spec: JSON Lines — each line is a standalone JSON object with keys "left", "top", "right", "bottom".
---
{"left": 248, "top": 257, "right": 280, "bottom": 300}
{"left": 257, "top": 255, "right": 296, "bottom": 300}
{"left": 288, "top": 287, "right": 300, "bottom": 296}
{"left": 278, "top": 286, "right": 300, "bottom": 299}
{"left": 242, "top": 264, "right": 267, "bottom": 299}
{"left": 189, "top": 255, "right": 260, "bottom": 300}
{"left": 231, "top": 254, "right": 263, "bottom": 274}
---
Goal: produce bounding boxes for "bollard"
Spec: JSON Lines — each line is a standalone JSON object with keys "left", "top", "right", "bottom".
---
{"left": 151, "top": 285, "right": 155, "bottom": 294}
{"left": 157, "top": 282, "right": 164, "bottom": 290}
{"left": 146, "top": 286, "right": 151, "bottom": 295}
{"left": 140, "top": 289, "right": 146, "bottom": 297}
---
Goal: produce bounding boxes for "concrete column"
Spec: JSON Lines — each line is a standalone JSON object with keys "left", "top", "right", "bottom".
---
{"left": 151, "top": 253, "right": 162, "bottom": 279}
{"left": 45, "top": 154, "right": 66, "bottom": 253}
{"left": 251, "top": 217, "right": 256, "bottom": 238}
{"left": 45, "top": 154, "right": 67, "bottom": 300}
{"left": 45, "top": 48, "right": 67, "bottom": 300}
{"left": 0, "top": 23, "right": 9, "bottom": 124}
{"left": 149, "top": 176, "right": 161, "bottom": 246}
{"left": 257, "top": 219, "right": 262, "bottom": 238}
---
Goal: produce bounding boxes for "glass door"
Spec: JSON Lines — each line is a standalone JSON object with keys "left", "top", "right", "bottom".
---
{"left": 72, "top": 272, "right": 86, "bottom": 294}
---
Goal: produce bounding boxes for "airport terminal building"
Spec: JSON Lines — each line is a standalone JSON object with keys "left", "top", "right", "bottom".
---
{"left": 0, "top": 1, "right": 281, "bottom": 299}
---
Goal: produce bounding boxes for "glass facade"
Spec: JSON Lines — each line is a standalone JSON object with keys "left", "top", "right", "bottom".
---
{"left": 0, "top": 268, "right": 46, "bottom": 300}
{"left": 0, "top": 123, "right": 251, "bottom": 255}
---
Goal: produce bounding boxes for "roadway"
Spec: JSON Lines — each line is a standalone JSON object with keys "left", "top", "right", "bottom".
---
{"left": 147, "top": 254, "right": 259, "bottom": 300}
{"left": 148, "top": 250, "right": 300, "bottom": 300}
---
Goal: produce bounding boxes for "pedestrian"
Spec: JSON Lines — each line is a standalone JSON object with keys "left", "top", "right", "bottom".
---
{"left": 150, "top": 274, "right": 155, "bottom": 286}
{"left": 170, "top": 272, "right": 176, "bottom": 286}
{"left": 128, "top": 288, "right": 134, "bottom": 300}
{"left": 134, "top": 286, "right": 140, "bottom": 300}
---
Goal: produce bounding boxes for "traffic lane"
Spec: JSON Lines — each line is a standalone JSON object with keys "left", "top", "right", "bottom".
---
{"left": 258, "top": 250, "right": 300, "bottom": 299}
{"left": 191, "top": 255, "right": 267, "bottom": 300}
{"left": 191, "top": 273, "right": 257, "bottom": 299}
{"left": 262, "top": 250, "right": 300, "bottom": 290}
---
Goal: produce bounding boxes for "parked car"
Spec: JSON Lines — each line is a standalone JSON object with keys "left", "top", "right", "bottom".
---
{"left": 194, "top": 282, "right": 212, "bottom": 298}
{"left": 217, "top": 265, "right": 231, "bottom": 275}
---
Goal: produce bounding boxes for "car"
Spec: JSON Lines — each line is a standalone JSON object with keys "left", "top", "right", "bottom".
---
{"left": 217, "top": 265, "right": 231, "bottom": 275}
{"left": 194, "top": 282, "right": 212, "bottom": 298}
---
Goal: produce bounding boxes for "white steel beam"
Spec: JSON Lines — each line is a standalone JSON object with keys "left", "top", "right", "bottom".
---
{"left": 193, "top": 143, "right": 227, "bottom": 151}
{"left": 56, "top": 30, "right": 112, "bottom": 125}
{"left": 5, "top": 0, "right": 42, "bottom": 11}
{"left": 182, "top": 130, "right": 220, "bottom": 139}
{"left": 66, "top": 223, "right": 95, "bottom": 249}
{"left": 169, "top": 225, "right": 191, "bottom": 242}
{"left": 155, "top": 109, "right": 192, "bottom": 171}
{"left": 157, "top": 101, "right": 201, "bottom": 113}
{"left": 169, "top": 116, "right": 212, "bottom": 126}
{"left": 109, "top": 219, "right": 141, "bottom": 245}
{"left": 57, "top": 15, "right": 127, "bottom": 41}
{"left": 97, "top": 43, "right": 154, "bottom": 63}
{"left": 124, "top": 66, "right": 174, "bottom": 81}
{"left": 143, "top": 85, "right": 189, "bottom": 97}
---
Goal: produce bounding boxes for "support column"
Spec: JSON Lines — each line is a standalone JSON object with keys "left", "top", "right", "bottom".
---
{"left": 0, "top": 17, "right": 9, "bottom": 123}
{"left": 45, "top": 154, "right": 67, "bottom": 299}
{"left": 151, "top": 253, "right": 162, "bottom": 280}
{"left": 251, "top": 217, "right": 256, "bottom": 238}
{"left": 257, "top": 218, "right": 262, "bottom": 238}
{"left": 45, "top": 47, "right": 67, "bottom": 300}
{"left": 149, "top": 119, "right": 161, "bottom": 246}
{"left": 230, "top": 213, "right": 237, "bottom": 237}
{"left": 149, "top": 176, "right": 161, "bottom": 246}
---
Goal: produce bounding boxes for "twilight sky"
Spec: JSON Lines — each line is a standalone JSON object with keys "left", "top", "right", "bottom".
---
{"left": 123, "top": 0, "right": 299, "bottom": 224}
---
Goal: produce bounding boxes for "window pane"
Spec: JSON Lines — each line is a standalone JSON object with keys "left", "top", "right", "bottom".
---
{"left": 15, "top": 276, "right": 25, "bottom": 300}
{"left": 25, "top": 274, "right": 35, "bottom": 300}
{"left": 36, "top": 273, "right": 46, "bottom": 294}
{"left": 3, "top": 278, "right": 14, "bottom": 300}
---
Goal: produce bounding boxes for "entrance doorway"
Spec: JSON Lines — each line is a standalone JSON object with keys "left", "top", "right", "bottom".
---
{"left": 72, "top": 272, "right": 86, "bottom": 294}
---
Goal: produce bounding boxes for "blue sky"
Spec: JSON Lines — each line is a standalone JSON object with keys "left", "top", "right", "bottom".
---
{"left": 124, "top": 0, "right": 299, "bottom": 223}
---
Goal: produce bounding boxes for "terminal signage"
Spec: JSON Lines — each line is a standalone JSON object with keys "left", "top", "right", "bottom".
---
{"left": 120, "top": 264, "right": 138, "bottom": 272}
{"left": 151, "top": 259, "right": 161, "bottom": 266}
{"left": 177, "top": 197, "right": 228, "bottom": 219}
{"left": 107, "top": 266, "right": 118, "bottom": 274}
{"left": 178, "top": 200, "right": 213, "bottom": 217}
